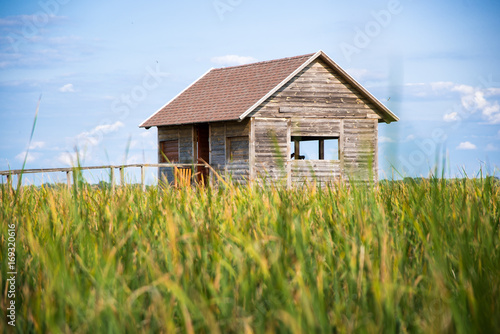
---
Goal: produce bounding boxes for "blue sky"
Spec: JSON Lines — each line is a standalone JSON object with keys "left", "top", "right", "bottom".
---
{"left": 1, "top": 0, "right": 499, "bottom": 184}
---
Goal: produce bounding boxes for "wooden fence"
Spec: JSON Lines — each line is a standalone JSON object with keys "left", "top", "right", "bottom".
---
{"left": 0, "top": 163, "right": 210, "bottom": 191}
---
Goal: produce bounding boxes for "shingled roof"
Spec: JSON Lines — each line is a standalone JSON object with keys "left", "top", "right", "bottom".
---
{"left": 140, "top": 51, "right": 398, "bottom": 128}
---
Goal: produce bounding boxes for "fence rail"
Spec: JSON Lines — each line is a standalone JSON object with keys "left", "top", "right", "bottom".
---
{"left": 0, "top": 163, "right": 210, "bottom": 191}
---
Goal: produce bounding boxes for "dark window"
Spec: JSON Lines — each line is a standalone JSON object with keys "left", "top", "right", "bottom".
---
{"left": 159, "top": 140, "right": 179, "bottom": 163}
{"left": 291, "top": 136, "right": 339, "bottom": 160}
{"left": 227, "top": 136, "right": 249, "bottom": 162}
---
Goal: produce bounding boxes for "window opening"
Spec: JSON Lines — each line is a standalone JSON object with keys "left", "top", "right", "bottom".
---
{"left": 291, "top": 136, "right": 339, "bottom": 160}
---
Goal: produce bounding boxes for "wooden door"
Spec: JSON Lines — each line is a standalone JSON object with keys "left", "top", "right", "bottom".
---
{"left": 195, "top": 124, "right": 210, "bottom": 184}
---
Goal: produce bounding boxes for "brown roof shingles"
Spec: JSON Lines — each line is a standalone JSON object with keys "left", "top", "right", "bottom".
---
{"left": 140, "top": 53, "right": 315, "bottom": 127}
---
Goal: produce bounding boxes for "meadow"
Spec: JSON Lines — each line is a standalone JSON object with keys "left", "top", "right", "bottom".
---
{"left": 1, "top": 176, "right": 499, "bottom": 333}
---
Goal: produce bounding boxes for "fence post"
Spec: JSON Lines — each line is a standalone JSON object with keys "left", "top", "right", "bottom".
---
{"left": 120, "top": 167, "right": 124, "bottom": 186}
{"left": 66, "top": 171, "right": 71, "bottom": 190}
{"left": 110, "top": 168, "right": 115, "bottom": 191}
{"left": 141, "top": 165, "right": 146, "bottom": 191}
{"left": 6, "top": 174, "right": 12, "bottom": 193}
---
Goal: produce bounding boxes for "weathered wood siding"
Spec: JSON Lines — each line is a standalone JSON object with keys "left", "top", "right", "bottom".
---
{"left": 209, "top": 123, "right": 226, "bottom": 170}
{"left": 252, "top": 118, "right": 344, "bottom": 185}
{"left": 179, "top": 126, "right": 194, "bottom": 163}
{"left": 157, "top": 121, "right": 250, "bottom": 184}
{"left": 252, "top": 117, "right": 289, "bottom": 182}
{"left": 158, "top": 125, "right": 194, "bottom": 183}
{"left": 250, "top": 59, "right": 381, "bottom": 121}
{"left": 209, "top": 120, "right": 250, "bottom": 182}
{"left": 343, "top": 119, "right": 378, "bottom": 182}
{"left": 291, "top": 160, "right": 341, "bottom": 185}
{"left": 291, "top": 118, "right": 341, "bottom": 137}
{"left": 247, "top": 58, "right": 379, "bottom": 184}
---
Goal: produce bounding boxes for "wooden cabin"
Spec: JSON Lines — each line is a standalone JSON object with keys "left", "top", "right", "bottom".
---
{"left": 140, "top": 50, "right": 398, "bottom": 185}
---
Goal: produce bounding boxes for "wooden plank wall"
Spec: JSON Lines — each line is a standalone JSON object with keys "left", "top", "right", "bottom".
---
{"left": 157, "top": 121, "right": 250, "bottom": 184}
{"left": 209, "top": 120, "right": 250, "bottom": 182}
{"left": 250, "top": 59, "right": 382, "bottom": 121}
{"left": 343, "top": 119, "right": 378, "bottom": 182}
{"left": 248, "top": 58, "right": 379, "bottom": 184}
{"left": 291, "top": 160, "right": 341, "bottom": 185}
{"left": 291, "top": 118, "right": 341, "bottom": 137}
{"left": 179, "top": 126, "right": 194, "bottom": 164}
{"left": 252, "top": 118, "right": 343, "bottom": 186}
{"left": 253, "top": 117, "right": 289, "bottom": 182}
{"left": 225, "top": 121, "right": 250, "bottom": 182}
{"left": 158, "top": 125, "right": 193, "bottom": 184}
{"left": 210, "top": 123, "right": 226, "bottom": 170}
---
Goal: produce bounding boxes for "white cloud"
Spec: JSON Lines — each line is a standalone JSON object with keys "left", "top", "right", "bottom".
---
{"left": 443, "top": 111, "right": 460, "bottom": 122}
{"left": 56, "top": 121, "right": 124, "bottom": 166}
{"left": 57, "top": 149, "right": 92, "bottom": 166}
{"left": 482, "top": 103, "right": 500, "bottom": 124}
{"left": 430, "top": 81, "right": 455, "bottom": 91}
{"left": 75, "top": 121, "right": 124, "bottom": 147}
{"left": 409, "top": 81, "right": 500, "bottom": 124}
{"left": 58, "top": 152, "right": 72, "bottom": 166}
{"left": 450, "top": 84, "right": 475, "bottom": 95}
{"left": 405, "top": 134, "right": 415, "bottom": 142}
{"left": 379, "top": 136, "right": 395, "bottom": 143}
{"left": 211, "top": 55, "right": 258, "bottom": 66}
{"left": 457, "top": 88, "right": 500, "bottom": 124}
{"left": 15, "top": 140, "right": 46, "bottom": 163}
{"left": 57, "top": 152, "right": 80, "bottom": 166}
{"left": 59, "top": 83, "right": 75, "bottom": 93}
{"left": 457, "top": 141, "right": 477, "bottom": 150}
{"left": 15, "top": 151, "right": 38, "bottom": 163}
{"left": 29, "top": 141, "right": 45, "bottom": 150}
{"left": 485, "top": 143, "right": 498, "bottom": 151}
{"left": 486, "top": 88, "right": 500, "bottom": 96}
{"left": 457, "top": 89, "right": 487, "bottom": 110}
{"left": 93, "top": 122, "right": 124, "bottom": 134}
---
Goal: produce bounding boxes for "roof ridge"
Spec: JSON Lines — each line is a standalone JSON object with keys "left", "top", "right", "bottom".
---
{"left": 212, "top": 52, "right": 316, "bottom": 71}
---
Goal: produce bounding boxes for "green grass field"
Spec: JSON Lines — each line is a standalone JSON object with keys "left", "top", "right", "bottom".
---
{"left": 1, "top": 177, "right": 499, "bottom": 333}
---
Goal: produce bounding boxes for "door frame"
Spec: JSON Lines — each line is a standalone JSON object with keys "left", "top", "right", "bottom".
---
{"left": 194, "top": 123, "right": 210, "bottom": 184}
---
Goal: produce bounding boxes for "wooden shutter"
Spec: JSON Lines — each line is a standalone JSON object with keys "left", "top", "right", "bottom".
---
{"left": 160, "top": 140, "right": 179, "bottom": 162}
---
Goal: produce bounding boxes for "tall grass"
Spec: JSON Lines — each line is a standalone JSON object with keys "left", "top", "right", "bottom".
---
{"left": 1, "top": 176, "right": 499, "bottom": 333}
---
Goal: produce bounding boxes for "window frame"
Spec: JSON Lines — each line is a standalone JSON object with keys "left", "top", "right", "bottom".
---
{"left": 291, "top": 136, "right": 340, "bottom": 161}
